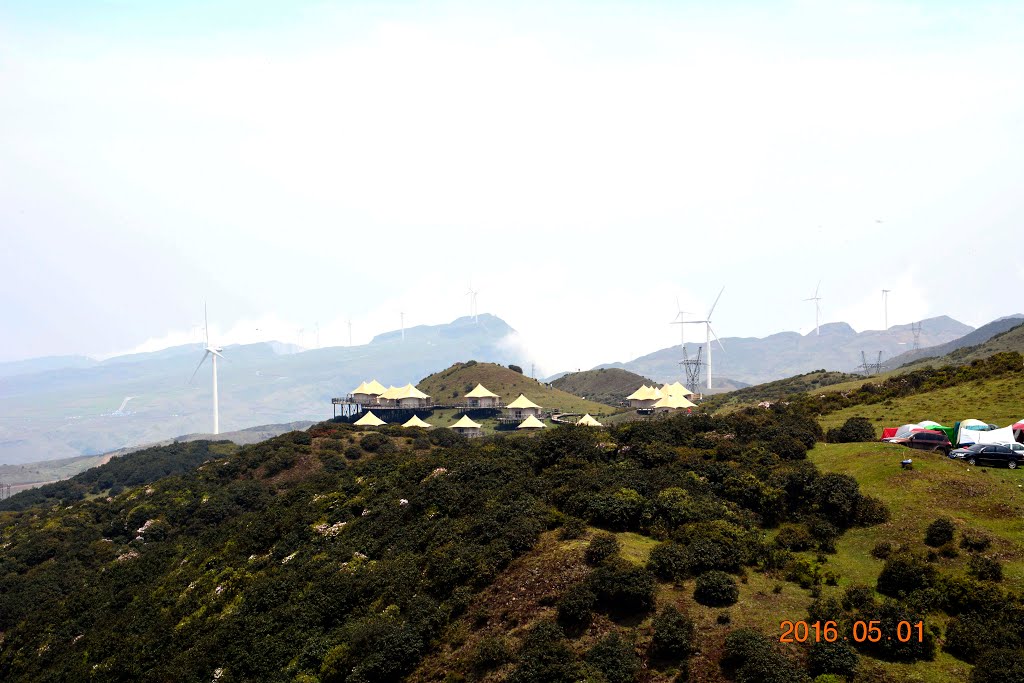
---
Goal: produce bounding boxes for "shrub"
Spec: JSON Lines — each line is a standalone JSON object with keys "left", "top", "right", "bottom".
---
{"left": 507, "top": 621, "right": 582, "bottom": 683}
{"left": 411, "top": 436, "right": 431, "bottom": 451}
{"left": 970, "top": 649, "right": 1024, "bottom": 683}
{"left": 853, "top": 495, "right": 891, "bottom": 527}
{"left": 344, "top": 446, "right": 363, "bottom": 460}
{"left": 472, "top": 636, "right": 511, "bottom": 672}
{"left": 558, "top": 517, "right": 586, "bottom": 541}
{"left": 841, "top": 585, "right": 876, "bottom": 612}
{"left": 648, "top": 542, "right": 689, "bottom": 581}
{"left": 827, "top": 417, "right": 876, "bottom": 443}
{"left": 590, "top": 562, "right": 656, "bottom": 615}
{"left": 960, "top": 529, "right": 992, "bottom": 552}
{"left": 877, "top": 554, "right": 936, "bottom": 597}
{"left": 584, "top": 632, "right": 639, "bottom": 683}
{"left": 694, "top": 571, "right": 739, "bottom": 607}
{"left": 291, "top": 431, "right": 313, "bottom": 445}
{"left": 968, "top": 554, "right": 1003, "bottom": 582}
{"left": 808, "top": 640, "right": 859, "bottom": 677}
{"left": 585, "top": 532, "right": 620, "bottom": 566}
{"left": 770, "top": 435, "right": 807, "bottom": 461}
{"left": 360, "top": 433, "right": 394, "bottom": 453}
{"left": 556, "top": 583, "right": 596, "bottom": 628}
{"left": 509, "top": 364, "right": 523, "bottom": 374}
{"left": 774, "top": 524, "right": 815, "bottom": 552}
{"left": 852, "top": 600, "right": 935, "bottom": 662}
{"left": 871, "top": 541, "right": 895, "bottom": 559}
{"left": 925, "top": 517, "right": 955, "bottom": 547}
{"left": 721, "top": 628, "right": 773, "bottom": 677}
{"left": 811, "top": 474, "right": 862, "bottom": 528}
{"left": 650, "top": 606, "right": 696, "bottom": 661}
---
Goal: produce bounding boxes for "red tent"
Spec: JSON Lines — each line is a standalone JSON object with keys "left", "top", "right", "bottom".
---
{"left": 881, "top": 427, "right": 898, "bottom": 440}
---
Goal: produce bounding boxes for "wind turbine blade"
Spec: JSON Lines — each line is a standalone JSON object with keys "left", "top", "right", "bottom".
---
{"left": 707, "top": 286, "right": 725, "bottom": 318}
{"left": 709, "top": 325, "right": 725, "bottom": 352}
{"left": 189, "top": 351, "right": 210, "bottom": 384}
{"left": 210, "top": 349, "right": 226, "bottom": 360}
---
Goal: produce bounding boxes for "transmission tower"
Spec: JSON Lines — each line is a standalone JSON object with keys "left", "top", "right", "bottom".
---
{"left": 0, "top": 481, "right": 10, "bottom": 500}
{"left": 859, "top": 351, "right": 885, "bottom": 375}
{"left": 911, "top": 321, "right": 923, "bottom": 351}
{"left": 681, "top": 346, "right": 703, "bottom": 393}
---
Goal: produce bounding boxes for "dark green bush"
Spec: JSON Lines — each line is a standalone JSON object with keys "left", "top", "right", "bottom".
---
{"left": 647, "top": 541, "right": 689, "bottom": 581}
{"left": 770, "top": 435, "right": 807, "bottom": 460}
{"left": 694, "top": 570, "right": 739, "bottom": 607}
{"left": 970, "top": 648, "right": 1024, "bottom": 683}
{"left": 960, "top": 529, "right": 992, "bottom": 552}
{"left": 344, "top": 445, "right": 362, "bottom": 460}
{"left": 925, "top": 517, "right": 955, "bottom": 547}
{"left": 808, "top": 640, "right": 859, "bottom": 677}
{"left": 968, "top": 554, "right": 1003, "bottom": 582}
{"left": 826, "top": 417, "right": 876, "bottom": 443}
{"left": 360, "top": 433, "right": 394, "bottom": 453}
{"left": 853, "top": 494, "right": 891, "bottom": 527}
{"left": 507, "top": 621, "right": 582, "bottom": 683}
{"left": 871, "top": 540, "right": 895, "bottom": 559}
{"left": 556, "top": 583, "right": 596, "bottom": 628}
{"left": 584, "top": 632, "right": 639, "bottom": 683}
{"left": 590, "top": 562, "right": 656, "bottom": 616}
{"left": 585, "top": 532, "right": 621, "bottom": 566}
{"left": 877, "top": 554, "right": 936, "bottom": 597}
{"left": 471, "top": 635, "right": 511, "bottom": 672}
{"left": 774, "top": 525, "right": 814, "bottom": 551}
{"left": 649, "top": 606, "right": 695, "bottom": 661}
{"left": 558, "top": 517, "right": 586, "bottom": 541}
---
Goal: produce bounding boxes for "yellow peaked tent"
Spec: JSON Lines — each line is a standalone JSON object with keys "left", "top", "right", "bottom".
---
{"left": 576, "top": 413, "right": 603, "bottom": 427}
{"left": 507, "top": 394, "right": 541, "bottom": 409}
{"left": 451, "top": 415, "right": 482, "bottom": 429}
{"left": 351, "top": 380, "right": 370, "bottom": 395}
{"left": 517, "top": 414, "right": 546, "bottom": 429}
{"left": 465, "top": 384, "right": 499, "bottom": 398}
{"left": 402, "top": 415, "right": 432, "bottom": 428}
{"left": 354, "top": 411, "right": 386, "bottom": 427}
{"left": 653, "top": 395, "right": 696, "bottom": 410}
{"left": 364, "top": 379, "right": 387, "bottom": 395}
{"left": 380, "top": 384, "right": 432, "bottom": 401}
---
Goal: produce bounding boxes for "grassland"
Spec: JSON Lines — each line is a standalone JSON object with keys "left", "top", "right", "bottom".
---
{"left": 817, "top": 372, "right": 1024, "bottom": 434}
{"left": 551, "top": 368, "right": 656, "bottom": 406}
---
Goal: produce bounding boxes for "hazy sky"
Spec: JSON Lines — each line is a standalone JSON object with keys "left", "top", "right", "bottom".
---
{"left": 3, "top": 0, "right": 1023, "bottom": 374}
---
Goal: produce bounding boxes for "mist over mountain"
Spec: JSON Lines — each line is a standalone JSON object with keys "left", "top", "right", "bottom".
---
{"left": 597, "top": 315, "right": 974, "bottom": 387}
{"left": 0, "top": 315, "right": 524, "bottom": 464}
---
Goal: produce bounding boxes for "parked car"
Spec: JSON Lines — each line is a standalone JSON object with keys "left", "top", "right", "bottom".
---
{"left": 949, "top": 443, "right": 987, "bottom": 460}
{"left": 960, "top": 443, "right": 1023, "bottom": 469}
{"left": 886, "top": 430, "right": 951, "bottom": 456}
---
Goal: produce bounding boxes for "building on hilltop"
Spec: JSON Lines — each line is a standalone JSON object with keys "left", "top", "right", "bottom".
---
{"left": 505, "top": 394, "right": 542, "bottom": 420}
{"left": 378, "top": 383, "right": 432, "bottom": 409}
{"left": 351, "top": 379, "right": 388, "bottom": 405}
{"left": 516, "top": 414, "right": 546, "bottom": 430}
{"left": 465, "top": 383, "right": 502, "bottom": 408}
{"left": 450, "top": 414, "right": 483, "bottom": 438}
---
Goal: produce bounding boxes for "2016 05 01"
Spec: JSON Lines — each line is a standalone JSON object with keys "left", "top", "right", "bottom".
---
{"left": 779, "top": 620, "right": 924, "bottom": 643}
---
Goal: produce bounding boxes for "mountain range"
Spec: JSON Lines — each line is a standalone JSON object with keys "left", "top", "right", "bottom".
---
{"left": 0, "top": 315, "right": 523, "bottom": 464}
{"left": 598, "top": 315, "right": 976, "bottom": 389}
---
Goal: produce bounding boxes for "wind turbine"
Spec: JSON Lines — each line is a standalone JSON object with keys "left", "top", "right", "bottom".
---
{"left": 400, "top": 312, "right": 405, "bottom": 341}
{"left": 881, "top": 289, "right": 891, "bottom": 330}
{"left": 804, "top": 281, "right": 823, "bottom": 335}
{"left": 669, "top": 297, "right": 691, "bottom": 348}
{"left": 466, "top": 281, "right": 479, "bottom": 323}
{"left": 683, "top": 287, "right": 726, "bottom": 390}
{"left": 189, "top": 304, "right": 225, "bottom": 435}
{"left": 347, "top": 318, "right": 353, "bottom": 347}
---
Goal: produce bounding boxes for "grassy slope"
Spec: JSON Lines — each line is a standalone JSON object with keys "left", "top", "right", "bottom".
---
{"left": 818, "top": 373, "right": 1024, "bottom": 434}
{"left": 705, "top": 369, "right": 864, "bottom": 412}
{"left": 417, "top": 363, "right": 617, "bottom": 419}
{"left": 551, "top": 368, "right": 657, "bottom": 406}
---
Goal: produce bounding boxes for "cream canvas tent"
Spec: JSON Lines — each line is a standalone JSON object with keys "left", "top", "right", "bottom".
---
{"left": 626, "top": 385, "right": 663, "bottom": 409}
{"left": 351, "top": 380, "right": 388, "bottom": 405}
{"left": 506, "top": 394, "right": 542, "bottom": 419}
{"left": 652, "top": 394, "right": 696, "bottom": 412}
{"left": 353, "top": 411, "right": 386, "bottom": 427}
{"left": 956, "top": 419, "right": 992, "bottom": 446}
{"left": 402, "top": 415, "right": 433, "bottom": 428}
{"left": 576, "top": 413, "right": 603, "bottom": 427}
{"left": 465, "top": 384, "right": 501, "bottom": 408}
{"left": 517, "top": 414, "right": 546, "bottom": 430}
{"left": 379, "top": 383, "right": 431, "bottom": 408}
{"left": 973, "top": 425, "right": 1017, "bottom": 445}
{"left": 451, "top": 414, "right": 483, "bottom": 437}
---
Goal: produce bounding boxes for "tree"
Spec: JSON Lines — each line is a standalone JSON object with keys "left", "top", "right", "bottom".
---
{"left": 694, "top": 571, "right": 739, "bottom": 607}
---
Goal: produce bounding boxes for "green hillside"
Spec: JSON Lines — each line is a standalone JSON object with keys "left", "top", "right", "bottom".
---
{"left": 417, "top": 362, "right": 616, "bottom": 418}
{"left": 551, "top": 368, "right": 656, "bottom": 406}
{"left": 705, "top": 369, "right": 864, "bottom": 412}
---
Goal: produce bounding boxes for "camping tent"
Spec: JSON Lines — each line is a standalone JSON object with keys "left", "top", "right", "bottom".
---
{"left": 1014, "top": 420, "right": 1024, "bottom": 443}
{"left": 516, "top": 415, "right": 546, "bottom": 430}
{"left": 973, "top": 425, "right": 1018, "bottom": 445}
{"left": 354, "top": 411, "right": 386, "bottom": 427}
{"left": 955, "top": 419, "right": 992, "bottom": 446}
{"left": 576, "top": 414, "right": 603, "bottom": 427}
{"left": 401, "top": 415, "right": 432, "bottom": 428}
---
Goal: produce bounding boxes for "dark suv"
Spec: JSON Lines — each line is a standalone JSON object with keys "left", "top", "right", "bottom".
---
{"left": 962, "top": 443, "right": 1023, "bottom": 469}
{"left": 888, "top": 430, "right": 951, "bottom": 456}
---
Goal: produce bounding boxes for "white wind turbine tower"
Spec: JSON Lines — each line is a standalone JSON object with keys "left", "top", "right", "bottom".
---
{"left": 882, "top": 289, "right": 892, "bottom": 330}
{"left": 466, "top": 281, "right": 480, "bottom": 324}
{"left": 347, "top": 319, "right": 353, "bottom": 347}
{"left": 189, "top": 304, "right": 225, "bottom": 435}
{"left": 400, "top": 312, "right": 405, "bottom": 341}
{"left": 669, "top": 297, "right": 691, "bottom": 347}
{"left": 805, "top": 281, "right": 823, "bottom": 335}
{"left": 683, "top": 287, "right": 726, "bottom": 390}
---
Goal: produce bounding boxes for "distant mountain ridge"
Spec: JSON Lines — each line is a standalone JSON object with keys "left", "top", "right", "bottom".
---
{"left": 887, "top": 314, "right": 1024, "bottom": 368}
{"left": 0, "top": 314, "right": 524, "bottom": 464}
{"left": 597, "top": 315, "right": 973, "bottom": 387}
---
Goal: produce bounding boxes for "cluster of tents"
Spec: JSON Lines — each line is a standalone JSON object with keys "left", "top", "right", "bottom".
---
{"left": 882, "top": 419, "right": 1024, "bottom": 447}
